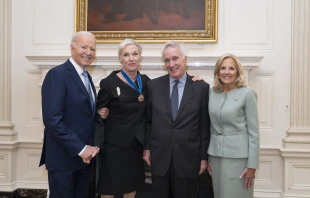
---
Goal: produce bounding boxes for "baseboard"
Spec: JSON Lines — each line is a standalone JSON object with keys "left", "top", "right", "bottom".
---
{"left": 254, "top": 191, "right": 310, "bottom": 198}
{"left": 282, "top": 194, "right": 310, "bottom": 198}
{"left": 254, "top": 191, "right": 283, "bottom": 198}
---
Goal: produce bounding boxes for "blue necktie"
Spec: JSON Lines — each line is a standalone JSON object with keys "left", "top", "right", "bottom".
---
{"left": 82, "top": 71, "right": 95, "bottom": 111}
{"left": 171, "top": 80, "right": 179, "bottom": 121}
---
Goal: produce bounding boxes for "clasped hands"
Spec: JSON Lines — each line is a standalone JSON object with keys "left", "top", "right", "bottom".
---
{"left": 80, "top": 145, "right": 100, "bottom": 164}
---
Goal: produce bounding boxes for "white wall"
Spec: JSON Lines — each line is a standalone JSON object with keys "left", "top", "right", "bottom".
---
{"left": 2, "top": 0, "right": 308, "bottom": 197}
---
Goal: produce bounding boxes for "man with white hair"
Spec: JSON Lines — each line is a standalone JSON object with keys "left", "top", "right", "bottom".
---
{"left": 40, "top": 31, "right": 100, "bottom": 198}
{"left": 143, "top": 41, "right": 211, "bottom": 198}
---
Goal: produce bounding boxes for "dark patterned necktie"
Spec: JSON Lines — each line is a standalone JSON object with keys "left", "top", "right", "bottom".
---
{"left": 171, "top": 80, "right": 180, "bottom": 120}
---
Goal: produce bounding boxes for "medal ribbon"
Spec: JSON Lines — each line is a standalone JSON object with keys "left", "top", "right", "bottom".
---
{"left": 120, "top": 70, "right": 142, "bottom": 94}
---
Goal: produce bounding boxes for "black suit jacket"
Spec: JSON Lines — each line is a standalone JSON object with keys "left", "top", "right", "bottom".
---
{"left": 145, "top": 74, "right": 210, "bottom": 178}
{"left": 39, "top": 59, "right": 97, "bottom": 171}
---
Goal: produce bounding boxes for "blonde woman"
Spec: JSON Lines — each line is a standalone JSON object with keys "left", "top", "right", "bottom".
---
{"left": 95, "top": 39, "right": 150, "bottom": 198}
{"left": 207, "top": 53, "right": 259, "bottom": 198}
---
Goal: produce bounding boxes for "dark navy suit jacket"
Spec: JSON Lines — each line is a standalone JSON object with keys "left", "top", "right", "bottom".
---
{"left": 39, "top": 59, "right": 96, "bottom": 171}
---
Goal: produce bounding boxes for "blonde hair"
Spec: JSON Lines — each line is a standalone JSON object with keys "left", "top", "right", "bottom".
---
{"left": 213, "top": 53, "right": 247, "bottom": 93}
{"left": 118, "top": 38, "right": 142, "bottom": 58}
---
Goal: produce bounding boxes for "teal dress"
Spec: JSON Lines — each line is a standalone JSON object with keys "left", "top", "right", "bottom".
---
{"left": 207, "top": 87, "right": 259, "bottom": 198}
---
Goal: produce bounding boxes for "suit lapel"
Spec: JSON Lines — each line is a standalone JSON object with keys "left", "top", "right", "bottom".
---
{"left": 161, "top": 75, "right": 174, "bottom": 121}
{"left": 175, "top": 74, "right": 194, "bottom": 121}
{"left": 65, "top": 60, "right": 92, "bottom": 109}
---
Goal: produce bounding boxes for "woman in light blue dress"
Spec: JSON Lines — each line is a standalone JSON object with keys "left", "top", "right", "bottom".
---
{"left": 207, "top": 53, "right": 259, "bottom": 198}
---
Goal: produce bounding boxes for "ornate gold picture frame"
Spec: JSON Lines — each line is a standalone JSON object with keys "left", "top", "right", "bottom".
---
{"left": 75, "top": 0, "right": 218, "bottom": 44}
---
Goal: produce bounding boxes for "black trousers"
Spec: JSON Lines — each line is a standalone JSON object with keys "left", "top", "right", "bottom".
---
{"left": 152, "top": 162, "right": 198, "bottom": 198}
{"left": 196, "top": 187, "right": 214, "bottom": 198}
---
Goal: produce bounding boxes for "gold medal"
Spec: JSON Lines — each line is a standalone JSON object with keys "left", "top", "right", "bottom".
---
{"left": 138, "top": 94, "right": 144, "bottom": 102}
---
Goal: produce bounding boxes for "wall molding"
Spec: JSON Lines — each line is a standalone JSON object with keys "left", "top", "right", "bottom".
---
{"left": 26, "top": 55, "right": 263, "bottom": 69}
{"left": 224, "top": 0, "right": 274, "bottom": 49}
{"left": 280, "top": 149, "right": 310, "bottom": 158}
{"left": 0, "top": 141, "right": 42, "bottom": 150}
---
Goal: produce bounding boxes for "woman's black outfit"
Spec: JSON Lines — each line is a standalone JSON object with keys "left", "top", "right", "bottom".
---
{"left": 95, "top": 70, "right": 150, "bottom": 195}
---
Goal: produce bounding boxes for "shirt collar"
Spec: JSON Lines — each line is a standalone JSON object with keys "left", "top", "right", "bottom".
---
{"left": 70, "top": 58, "right": 85, "bottom": 75}
{"left": 169, "top": 72, "right": 187, "bottom": 84}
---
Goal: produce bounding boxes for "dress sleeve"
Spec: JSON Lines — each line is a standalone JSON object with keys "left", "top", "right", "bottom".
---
{"left": 94, "top": 78, "right": 114, "bottom": 155}
{"left": 246, "top": 88, "right": 260, "bottom": 169}
{"left": 97, "top": 78, "right": 114, "bottom": 110}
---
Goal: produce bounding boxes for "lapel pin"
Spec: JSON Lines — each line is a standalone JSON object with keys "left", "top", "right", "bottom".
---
{"left": 116, "top": 87, "right": 120, "bottom": 96}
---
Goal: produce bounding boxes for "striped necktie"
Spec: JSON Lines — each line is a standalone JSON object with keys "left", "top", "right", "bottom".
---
{"left": 82, "top": 71, "right": 95, "bottom": 111}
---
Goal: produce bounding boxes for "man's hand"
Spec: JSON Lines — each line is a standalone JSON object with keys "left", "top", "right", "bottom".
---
{"left": 80, "top": 145, "right": 100, "bottom": 164}
{"left": 98, "top": 108, "right": 109, "bottom": 119}
{"left": 239, "top": 168, "right": 256, "bottom": 190}
{"left": 143, "top": 150, "right": 151, "bottom": 166}
{"left": 199, "top": 160, "right": 208, "bottom": 175}
{"left": 207, "top": 160, "right": 212, "bottom": 176}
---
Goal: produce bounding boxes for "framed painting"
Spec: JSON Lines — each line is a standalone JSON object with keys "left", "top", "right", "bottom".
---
{"left": 75, "top": 0, "right": 218, "bottom": 44}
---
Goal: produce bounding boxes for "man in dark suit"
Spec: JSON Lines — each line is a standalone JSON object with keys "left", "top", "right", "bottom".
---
{"left": 143, "top": 41, "right": 211, "bottom": 198}
{"left": 39, "top": 31, "right": 100, "bottom": 198}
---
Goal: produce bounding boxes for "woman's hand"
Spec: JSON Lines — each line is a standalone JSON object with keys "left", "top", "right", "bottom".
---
{"left": 98, "top": 107, "right": 109, "bottom": 119}
{"left": 239, "top": 168, "right": 256, "bottom": 190}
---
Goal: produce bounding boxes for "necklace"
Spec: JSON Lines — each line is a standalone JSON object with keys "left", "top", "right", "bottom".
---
{"left": 120, "top": 70, "right": 144, "bottom": 102}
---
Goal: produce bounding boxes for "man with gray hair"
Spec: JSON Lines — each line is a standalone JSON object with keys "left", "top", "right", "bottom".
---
{"left": 143, "top": 41, "right": 211, "bottom": 198}
{"left": 39, "top": 31, "right": 100, "bottom": 198}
